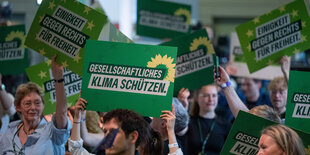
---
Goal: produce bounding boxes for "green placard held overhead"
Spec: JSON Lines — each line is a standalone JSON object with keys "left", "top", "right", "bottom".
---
{"left": 81, "top": 40, "right": 177, "bottom": 118}
{"left": 220, "top": 111, "right": 310, "bottom": 155}
{"left": 161, "top": 29, "right": 215, "bottom": 96}
{"left": 236, "top": 0, "right": 310, "bottom": 73}
{"left": 136, "top": 0, "right": 191, "bottom": 39}
{"left": 25, "top": 0, "right": 131, "bottom": 76}
{"left": 26, "top": 61, "right": 81, "bottom": 115}
{"left": 285, "top": 70, "right": 310, "bottom": 134}
{"left": 0, "top": 25, "right": 29, "bottom": 75}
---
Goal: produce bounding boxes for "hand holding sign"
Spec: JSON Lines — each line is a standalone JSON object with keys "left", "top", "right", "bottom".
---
{"left": 214, "top": 66, "right": 231, "bottom": 87}
{"left": 74, "top": 93, "right": 87, "bottom": 117}
{"left": 279, "top": 55, "right": 290, "bottom": 85}
{"left": 161, "top": 105, "right": 176, "bottom": 132}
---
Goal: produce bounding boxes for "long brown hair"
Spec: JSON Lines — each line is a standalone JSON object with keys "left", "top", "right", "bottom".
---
{"left": 139, "top": 126, "right": 163, "bottom": 155}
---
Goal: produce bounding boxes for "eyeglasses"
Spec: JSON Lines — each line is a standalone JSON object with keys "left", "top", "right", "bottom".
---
{"left": 22, "top": 100, "right": 42, "bottom": 109}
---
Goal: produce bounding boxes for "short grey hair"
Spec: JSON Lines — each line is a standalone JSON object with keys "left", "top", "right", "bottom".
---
{"left": 172, "top": 97, "right": 189, "bottom": 133}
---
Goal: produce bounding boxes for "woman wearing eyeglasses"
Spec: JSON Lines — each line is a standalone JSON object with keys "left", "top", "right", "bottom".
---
{"left": 0, "top": 55, "right": 72, "bottom": 155}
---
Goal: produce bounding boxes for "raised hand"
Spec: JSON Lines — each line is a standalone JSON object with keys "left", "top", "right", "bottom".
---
{"left": 161, "top": 104, "right": 176, "bottom": 132}
{"left": 279, "top": 56, "right": 289, "bottom": 85}
{"left": 51, "top": 55, "right": 63, "bottom": 80}
{"left": 279, "top": 56, "right": 289, "bottom": 73}
{"left": 214, "top": 66, "right": 230, "bottom": 86}
{"left": 74, "top": 93, "right": 87, "bottom": 119}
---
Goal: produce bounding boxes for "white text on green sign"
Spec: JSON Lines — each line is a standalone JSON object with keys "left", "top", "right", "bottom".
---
{"left": 292, "top": 93, "right": 310, "bottom": 119}
{"left": 251, "top": 14, "right": 301, "bottom": 61}
{"left": 37, "top": 6, "right": 89, "bottom": 58}
{"left": 176, "top": 49, "right": 213, "bottom": 78}
{"left": 139, "top": 10, "right": 189, "bottom": 33}
{"left": 44, "top": 68, "right": 82, "bottom": 102}
{"left": 229, "top": 131, "right": 259, "bottom": 155}
{"left": 87, "top": 63, "right": 170, "bottom": 96}
{"left": 0, "top": 40, "right": 24, "bottom": 61}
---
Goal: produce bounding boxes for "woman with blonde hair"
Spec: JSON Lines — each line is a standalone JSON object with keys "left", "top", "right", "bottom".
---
{"left": 248, "top": 105, "right": 281, "bottom": 123}
{"left": 258, "top": 124, "right": 305, "bottom": 155}
{"left": 180, "top": 84, "right": 231, "bottom": 155}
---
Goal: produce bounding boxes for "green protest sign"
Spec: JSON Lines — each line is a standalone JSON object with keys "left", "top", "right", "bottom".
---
{"left": 109, "top": 23, "right": 133, "bottom": 44}
{"left": 161, "top": 29, "right": 215, "bottom": 96}
{"left": 220, "top": 111, "right": 310, "bottom": 155}
{"left": 26, "top": 61, "right": 81, "bottom": 115}
{"left": 0, "top": 25, "right": 29, "bottom": 75}
{"left": 228, "top": 32, "right": 285, "bottom": 80}
{"left": 81, "top": 40, "right": 177, "bottom": 117}
{"left": 137, "top": 0, "right": 191, "bottom": 39}
{"left": 25, "top": 0, "right": 130, "bottom": 76}
{"left": 236, "top": 0, "right": 310, "bottom": 73}
{"left": 285, "top": 70, "right": 310, "bottom": 134}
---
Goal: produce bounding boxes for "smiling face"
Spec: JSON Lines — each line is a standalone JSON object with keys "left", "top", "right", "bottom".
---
{"left": 257, "top": 134, "right": 285, "bottom": 155}
{"left": 198, "top": 85, "right": 218, "bottom": 113}
{"left": 16, "top": 92, "right": 44, "bottom": 123}
{"left": 103, "top": 118, "right": 137, "bottom": 155}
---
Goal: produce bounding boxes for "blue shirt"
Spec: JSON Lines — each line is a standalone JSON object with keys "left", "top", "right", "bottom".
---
{"left": 0, "top": 116, "right": 72, "bottom": 155}
{"left": 239, "top": 91, "right": 273, "bottom": 109}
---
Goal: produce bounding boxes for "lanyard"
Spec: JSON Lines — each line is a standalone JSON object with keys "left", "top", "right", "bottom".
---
{"left": 197, "top": 117, "right": 216, "bottom": 155}
{"left": 12, "top": 123, "right": 25, "bottom": 155}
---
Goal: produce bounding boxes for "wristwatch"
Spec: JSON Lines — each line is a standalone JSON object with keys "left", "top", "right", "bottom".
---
{"left": 0, "top": 84, "right": 5, "bottom": 91}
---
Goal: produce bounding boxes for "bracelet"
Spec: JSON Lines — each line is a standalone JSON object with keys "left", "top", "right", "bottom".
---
{"left": 81, "top": 118, "right": 86, "bottom": 122}
{"left": 73, "top": 121, "right": 80, "bottom": 124}
{"left": 220, "top": 81, "right": 231, "bottom": 89}
{"left": 54, "top": 78, "right": 64, "bottom": 83}
{"left": 168, "top": 143, "right": 178, "bottom": 148}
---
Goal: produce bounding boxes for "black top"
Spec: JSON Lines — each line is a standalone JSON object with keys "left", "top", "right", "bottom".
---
{"left": 241, "top": 92, "right": 273, "bottom": 110}
{"left": 185, "top": 116, "right": 231, "bottom": 155}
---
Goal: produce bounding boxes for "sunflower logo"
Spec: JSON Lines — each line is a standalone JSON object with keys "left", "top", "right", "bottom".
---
{"left": 174, "top": 8, "right": 191, "bottom": 25}
{"left": 189, "top": 37, "right": 214, "bottom": 54}
{"left": 147, "top": 54, "right": 175, "bottom": 82}
{"left": 5, "top": 31, "right": 26, "bottom": 48}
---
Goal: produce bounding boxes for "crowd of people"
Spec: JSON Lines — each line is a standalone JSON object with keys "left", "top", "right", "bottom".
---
{"left": 0, "top": 1, "right": 308, "bottom": 154}
{"left": 0, "top": 52, "right": 307, "bottom": 155}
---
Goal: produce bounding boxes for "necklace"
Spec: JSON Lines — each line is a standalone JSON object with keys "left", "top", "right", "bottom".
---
{"left": 22, "top": 124, "right": 33, "bottom": 135}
